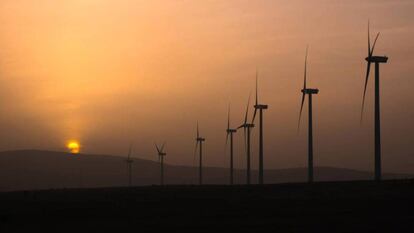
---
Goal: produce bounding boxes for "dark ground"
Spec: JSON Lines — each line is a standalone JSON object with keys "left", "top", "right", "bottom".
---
{"left": 1, "top": 180, "right": 414, "bottom": 232}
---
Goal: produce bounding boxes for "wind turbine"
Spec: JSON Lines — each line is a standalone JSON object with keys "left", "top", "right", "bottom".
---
{"left": 194, "top": 122, "right": 206, "bottom": 185}
{"left": 225, "top": 105, "right": 237, "bottom": 185}
{"left": 155, "top": 142, "right": 166, "bottom": 185}
{"left": 125, "top": 144, "right": 133, "bottom": 187}
{"left": 298, "top": 46, "right": 319, "bottom": 183}
{"left": 252, "top": 71, "right": 268, "bottom": 185}
{"left": 361, "top": 21, "right": 388, "bottom": 182}
{"left": 238, "top": 93, "right": 254, "bottom": 185}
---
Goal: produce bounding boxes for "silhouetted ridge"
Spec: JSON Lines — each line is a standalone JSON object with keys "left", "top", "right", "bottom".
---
{"left": 0, "top": 150, "right": 412, "bottom": 192}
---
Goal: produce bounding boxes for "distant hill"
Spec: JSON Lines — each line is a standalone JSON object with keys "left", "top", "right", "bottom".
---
{"left": 0, "top": 150, "right": 412, "bottom": 191}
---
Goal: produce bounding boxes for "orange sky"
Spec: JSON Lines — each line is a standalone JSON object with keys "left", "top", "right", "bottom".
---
{"left": 0, "top": 0, "right": 413, "bottom": 173}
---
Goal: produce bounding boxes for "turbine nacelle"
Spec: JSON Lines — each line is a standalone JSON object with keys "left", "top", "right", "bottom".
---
{"left": 226, "top": 129, "right": 237, "bottom": 133}
{"left": 366, "top": 56, "right": 388, "bottom": 63}
{"left": 254, "top": 104, "right": 268, "bottom": 110}
{"left": 158, "top": 152, "right": 167, "bottom": 156}
{"left": 125, "top": 159, "right": 133, "bottom": 163}
{"left": 196, "top": 137, "right": 205, "bottom": 142}
{"left": 238, "top": 123, "right": 254, "bottom": 129}
{"left": 241, "top": 123, "right": 255, "bottom": 128}
{"left": 301, "top": 88, "right": 319, "bottom": 95}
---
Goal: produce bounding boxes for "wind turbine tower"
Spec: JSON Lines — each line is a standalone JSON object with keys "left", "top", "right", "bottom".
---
{"left": 252, "top": 71, "right": 268, "bottom": 185}
{"left": 238, "top": 94, "right": 254, "bottom": 185}
{"left": 155, "top": 142, "right": 167, "bottom": 185}
{"left": 298, "top": 46, "right": 319, "bottom": 183}
{"left": 125, "top": 144, "right": 134, "bottom": 187}
{"left": 361, "top": 21, "right": 388, "bottom": 182}
{"left": 226, "top": 105, "right": 237, "bottom": 185}
{"left": 194, "top": 123, "right": 206, "bottom": 185}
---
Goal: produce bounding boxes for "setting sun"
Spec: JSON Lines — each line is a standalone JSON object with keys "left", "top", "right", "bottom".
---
{"left": 67, "top": 141, "right": 80, "bottom": 154}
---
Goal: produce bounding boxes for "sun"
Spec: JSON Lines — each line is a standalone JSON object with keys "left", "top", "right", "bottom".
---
{"left": 67, "top": 140, "right": 80, "bottom": 154}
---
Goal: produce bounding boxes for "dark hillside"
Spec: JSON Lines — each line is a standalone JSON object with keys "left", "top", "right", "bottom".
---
{"left": 0, "top": 150, "right": 412, "bottom": 191}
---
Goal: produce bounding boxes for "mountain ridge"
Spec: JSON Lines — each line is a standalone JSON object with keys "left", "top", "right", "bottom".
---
{"left": 0, "top": 149, "right": 412, "bottom": 191}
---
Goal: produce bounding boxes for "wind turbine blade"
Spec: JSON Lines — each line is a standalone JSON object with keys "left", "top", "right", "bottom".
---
{"left": 193, "top": 141, "right": 199, "bottom": 166}
{"left": 243, "top": 92, "right": 251, "bottom": 125}
{"left": 252, "top": 70, "right": 259, "bottom": 124}
{"left": 361, "top": 62, "right": 371, "bottom": 123}
{"left": 243, "top": 127, "right": 247, "bottom": 154}
{"left": 370, "top": 32, "right": 380, "bottom": 56}
{"left": 361, "top": 22, "right": 378, "bottom": 124}
{"left": 304, "top": 45, "right": 308, "bottom": 90}
{"left": 194, "top": 142, "right": 198, "bottom": 155}
{"left": 298, "top": 93, "right": 306, "bottom": 132}
{"left": 227, "top": 104, "right": 230, "bottom": 130}
{"left": 196, "top": 122, "right": 199, "bottom": 139}
{"left": 225, "top": 132, "right": 229, "bottom": 154}
{"left": 298, "top": 46, "right": 309, "bottom": 132}
{"left": 251, "top": 108, "right": 257, "bottom": 124}
{"left": 160, "top": 141, "right": 166, "bottom": 153}
{"left": 255, "top": 69, "right": 259, "bottom": 106}
{"left": 368, "top": 20, "right": 371, "bottom": 57}
{"left": 155, "top": 143, "right": 161, "bottom": 154}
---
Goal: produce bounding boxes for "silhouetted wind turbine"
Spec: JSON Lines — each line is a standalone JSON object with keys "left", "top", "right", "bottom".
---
{"left": 361, "top": 21, "right": 388, "bottom": 182}
{"left": 155, "top": 142, "right": 166, "bottom": 185}
{"left": 194, "top": 122, "right": 205, "bottom": 185}
{"left": 225, "top": 105, "right": 237, "bottom": 185}
{"left": 125, "top": 144, "right": 133, "bottom": 187}
{"left": 298, "top": 46, "right": 319, "bottom": 183}
{"left": 238, "top": 93, "right": 254, "bottom": 185}
{"left": 252, "top": 71, "right": 268, "bottom": 185}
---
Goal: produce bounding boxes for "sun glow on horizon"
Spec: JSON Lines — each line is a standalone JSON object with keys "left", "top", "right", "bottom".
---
{"left": 67, "top": 140, "right": 80, "bottom": 154}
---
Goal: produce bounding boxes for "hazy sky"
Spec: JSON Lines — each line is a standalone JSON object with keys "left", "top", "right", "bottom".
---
{"left": 0, "top": 0, "right": 413, "bottom": 173}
